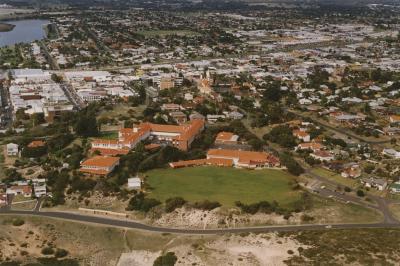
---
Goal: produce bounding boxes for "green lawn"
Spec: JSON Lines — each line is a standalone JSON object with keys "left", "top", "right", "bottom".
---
{"left": 311, "top": 167, "right": 359, "bottom": 189}
{"left": 146, "top": 167, "right": 301, "bottom": 207}
{"left": 99, "top": 131, "right": 118, "bottom": 139}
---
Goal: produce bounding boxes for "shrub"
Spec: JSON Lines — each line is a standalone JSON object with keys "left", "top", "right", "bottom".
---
{"left": 165, "top": 197, "right": 186, "bottom": 213}
{"left": 55, "top": 248, "right": 69, "bottom": 258}
{"left": 344, "top": 186, "right": 352, "bottom": 192}
{"left": 153, "top": 252, "right": 177, "bottom": 266}
{"left": 12, "top": 218, "right": 25, "bottom": 227}
{"left": 192, "top": 200, "right": 221, "bottom": 211}
{"left": 126, "top": 192, "right": 161, "bottom": 212}
{"left": 356, "top": 190, "right": 365, "bottom": 197}
{"left": 301, "top": 214, "right": 315, "bottom": 222}
{"left": 41, "top": 247, "right": 55, "bottom": 255}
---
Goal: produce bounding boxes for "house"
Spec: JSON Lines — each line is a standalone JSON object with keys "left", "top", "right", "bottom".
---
{"left": 296, "top": 142, "right": 323, "bottom": 152}
{"left": 27, "top": 140, "right": 46, "bottom": 148}
{"left": 32, "top": 178, "right": 47, "bottom": 197}
{"left": 0, "top": 193, "right": 7, "bottom": 206}
{"left": 227, "top": 111, "right": 244, "bottom": 120}
{"left": 6, "top": 143, "right": 19, "bottom": 156}
{"left": 390, "top": 182, "right": 400, "bottom": 193}
{"left": 310, "top": 150, "right": 335, "bottom": 162}
{"left": 6, "top": 185, "right": 32, "bottom": 198}
{"left": 389, "top": 115, "right": 400, "bottom": 124}
{"left": 215, "top": 132, "right": 239, "bottom": 145}
{"left": 293, "top": 130, "right": 310, "bottom": 142}
{"left": 341, "top": 164, "right": 361, "bottom": 178}
{"left": 361, "top": 177, "right": 387, "bottom": 191}
{"left": 127, "top": 177, "right": 141, "bottom": 189}
{"left": 207, "top": 149, "right": 280, "bottom": 169}
{"left": 79, "top": 156, "right": 120, "bottom": 176}
{"left": 382, "top": 148, "right": 400, "bottom": 159}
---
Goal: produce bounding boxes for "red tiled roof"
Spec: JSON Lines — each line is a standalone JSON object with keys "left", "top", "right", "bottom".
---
{"left": 27, "top": 140, "right": 45, "bottom": 148}
{"left": 80, "top": 156, "right": 120, "bottom": 168}
{"left": 90, "top": 148, "right": 129, "bottom": 156}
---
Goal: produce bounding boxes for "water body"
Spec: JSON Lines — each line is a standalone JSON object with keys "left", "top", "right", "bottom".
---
{"left": 0, "top": 19, "right": 49, "bottom": 47}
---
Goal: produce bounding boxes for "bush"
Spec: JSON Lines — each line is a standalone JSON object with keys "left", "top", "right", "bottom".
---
{"left": 301, "top": 214, "right": 315, "bottom": 222}
{"left": 153, "top": 252, "right": 177, "bottom": 266}
{"left": 344, "top": 186, "right": 352, "bottom": 192}
{"left": 356, "top": 190, "right": 365, "bottom": 197}
{"left": 126, "top": 192, "right": 161, "bottom": 212}
{"left": 55, "top": 248, "right": 69, "bottom": 258}
{"left": 192, "top": 200, "right": 221, "bottom": 211}
{"left": 41, "top": 247, "right": 55, "bottom": 255}
{"left": 12, "top": 218, "right": 25, "bottom": 226}
{"left": 165, "top": 197, "right": 186, "bottom": 213}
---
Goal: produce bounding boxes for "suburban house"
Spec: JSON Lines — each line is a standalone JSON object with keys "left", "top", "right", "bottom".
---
{"left": 0, "top": 193, "right": 7, "bottom": 206}
{"left": 310, "top": 150, "right": 335, "bottom": 162}
{"left": 6, "top": 185, "right": 32, "bottom": 198}
{"left": 206, "top": 149, "right": 280, "bottom": 169}
{"left": 293, "top": 130, "right": 310, "bottom": 142}
{"left": 361, "top": 177, "right": 388, "bottom": 191}
{"left": 32, "top": 178, "right": 47, "bottom": 197}
{"left": 79, "top": 156, "right": 120, "bottom": 175}
{"left": 341, "top": 164, "right": 362, "bottom": 178}
{"left": 382, "top": 148, "right": 400, "bottom": 159}
{"left": 215, "top": 132, "right": 239, "bottom": 145}
{"left": 296, "top": 142, "right": 323, "bottom": 152}
{"left": 390, "top": 182, "right": 400, "bottom": 193}
{"left": 91, "top": 119, "right": 204, "bottom": 154}
{"left": 27, "top": 140, "right": 46, "bottom": 148}
{"left": 6, "top": 143, "right": 19, "bottom": 156}
{"left": 389, "top": 115, "right": 400, "bottom": 124}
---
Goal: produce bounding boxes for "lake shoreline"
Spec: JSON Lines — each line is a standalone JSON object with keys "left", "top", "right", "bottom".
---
{"left": 0, "top": 22, "right": 15, "bottom": 32}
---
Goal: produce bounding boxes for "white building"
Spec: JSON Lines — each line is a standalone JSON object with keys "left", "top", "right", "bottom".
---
{"left": 127, "top": 177, "right": 141, "bottom": 189}
{"left": 6, "top": 143, "right": 19, "bottom": 156}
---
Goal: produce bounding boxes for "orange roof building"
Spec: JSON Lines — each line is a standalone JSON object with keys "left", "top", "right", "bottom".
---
{"left": 207, "top": 149, "right": 280, "bottom": 169}
{"left": 80, "top": 156, "right": 120, "bottom": 176}
{"left": 91, "top": 119, "right": 205, "bottom": 153}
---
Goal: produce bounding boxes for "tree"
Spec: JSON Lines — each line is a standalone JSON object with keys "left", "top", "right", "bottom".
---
{"left": 280, "top": 153, "right": 304, "bottom": 176}
{"left": 165, "top": 197, "right": 186, "bottom": 213}
{"left": 75, "top": 114, "right": 99, "bottom": 137}
{"left": 51, "top": 73, "right": 63, "bottom": 83}
{"left": 356, "top": 190, "right": 365, "bottom": 197}
{"left": 153, "top": 252, "right": 177, "bottom": 266}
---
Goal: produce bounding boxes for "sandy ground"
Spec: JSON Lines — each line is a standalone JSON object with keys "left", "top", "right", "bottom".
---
{"left": 117, "top": 233, "right": 303, "bottom": 266}
{"left": 149, "top": 206, "right": 301, "bottom": 229}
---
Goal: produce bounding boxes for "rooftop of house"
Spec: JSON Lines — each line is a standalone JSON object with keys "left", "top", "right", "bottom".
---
{"left": 80, "top": 156, "right": 120, "bottom": 168}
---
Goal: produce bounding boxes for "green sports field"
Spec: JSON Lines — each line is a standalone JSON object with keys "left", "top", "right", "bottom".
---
{"left": 145, "top": 167, "right": 301, "bottom": 207}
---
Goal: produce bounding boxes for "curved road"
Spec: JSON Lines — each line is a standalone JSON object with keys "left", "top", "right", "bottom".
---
{"left": 1, "top": 209, "right": 400, "bottom": 235}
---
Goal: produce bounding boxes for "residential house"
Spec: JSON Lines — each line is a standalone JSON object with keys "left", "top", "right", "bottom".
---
{"left": 293, "top": 130, "right": 311, "bottom": 142}
{"left": 6, "top": 185, "right": 32, "bottom": 198}
{"left": 361, "top": 177, "right": 387, "bottom": 191}
{"left": 390, "top": 182, "right": 400, "bottom": 193}
{"left": 382, "top": 148, "right": 400, "bottom": 159}
{"left": 310, "top": 150, "right": 335, "bottom": 162}
{"left": 341, "top": 164, "right": 361, "bottom": 178}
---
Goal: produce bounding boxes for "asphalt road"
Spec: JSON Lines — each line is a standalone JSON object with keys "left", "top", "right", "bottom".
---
{"left": 1, "top": 209, "right": 400, "bottom": 235}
